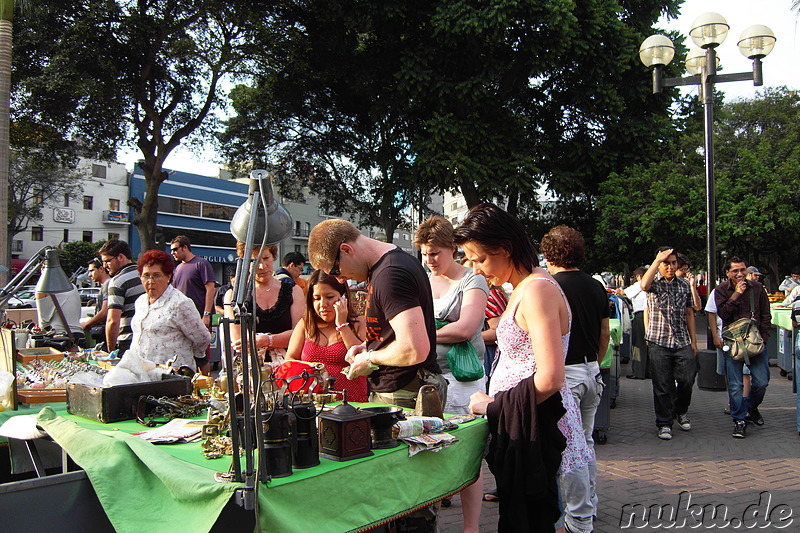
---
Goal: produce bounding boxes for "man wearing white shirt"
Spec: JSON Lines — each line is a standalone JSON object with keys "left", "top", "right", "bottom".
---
{"left": 620, "top": 267, "right": 649, "bottom": 379}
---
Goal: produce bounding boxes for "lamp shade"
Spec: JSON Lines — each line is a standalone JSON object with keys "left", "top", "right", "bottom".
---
{"left": 690, "top": 12, "right": 729, "bottom": 48}
{"left": 685, "top": 48, "right": 719, "bottom": 75}
{"left": 738, "top": 25, "right": 776, "bottom": 59}
{"left": 230, "top": 170, "right": 293, "bottom": 245}
{"left": 639, "top": 34, "right": 675, "bottom": 67}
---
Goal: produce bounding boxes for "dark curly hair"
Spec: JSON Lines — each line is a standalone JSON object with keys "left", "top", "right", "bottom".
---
{"left": 540, "top": 225, "right": 585, "bottom": 268}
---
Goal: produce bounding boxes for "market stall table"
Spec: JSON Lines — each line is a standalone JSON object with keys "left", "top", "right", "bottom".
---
{"left": 0, "top": 402, "right": 487, "bottom": 533}
{"left": 770, "top": 304, "right": 794, "bottom": 378}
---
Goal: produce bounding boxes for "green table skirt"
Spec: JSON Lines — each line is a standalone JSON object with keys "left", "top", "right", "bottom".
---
{"left": 5, "top": 403, "right": 486, "bottom": 533}
{"left": 771, "top": 305, "right": 793, "bottom": 331}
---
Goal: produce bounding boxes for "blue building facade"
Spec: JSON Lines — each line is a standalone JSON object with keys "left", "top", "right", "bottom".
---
{"left": 128, "top": 169, "right": 248, "bottom": 280}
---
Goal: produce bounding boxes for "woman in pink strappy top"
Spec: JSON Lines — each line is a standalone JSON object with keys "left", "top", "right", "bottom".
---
{"left": 454, "top": 203, "right": 590, "bottom": 533}
{"left": 286, "top": 270, "right": 368, "bottom": 402}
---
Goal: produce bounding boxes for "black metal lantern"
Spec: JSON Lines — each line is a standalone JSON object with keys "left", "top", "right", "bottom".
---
{"left": 318, "top": 401, "right": 375, "bottom": 461}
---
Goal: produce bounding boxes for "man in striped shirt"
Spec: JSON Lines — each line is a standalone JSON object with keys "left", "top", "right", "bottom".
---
{"left": 98, "top": 239, "right": 144, "bottom": 355}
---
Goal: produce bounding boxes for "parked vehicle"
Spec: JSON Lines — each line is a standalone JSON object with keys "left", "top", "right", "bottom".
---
{"left": 78, "top": 287, "right": 101, "bottom": 306}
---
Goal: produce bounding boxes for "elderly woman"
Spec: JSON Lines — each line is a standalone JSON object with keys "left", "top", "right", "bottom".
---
{"left": 131, "top": 249, "right": 211, "bottom": 371}
{"left": 226, "top": 243, "right": 304, "bottom": 362}
{"left": 414, "top": 215, "right": 489, "bottom": 533}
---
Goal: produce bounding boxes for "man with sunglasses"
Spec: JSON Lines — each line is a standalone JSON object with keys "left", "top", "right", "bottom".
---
{"left": 170, "top": 236, "right": 216, "bottom": 374}
{"left": 80, "top": 258, "right": 110, "bottom": 347}
{"left": 309, "top": 220, "right": 445, "bottom": 406}
{"left": 309, "top": 219, "right": 445, "bottom": 532}
{"left": 97, "top": 239, "right": 144, "bottom": 355}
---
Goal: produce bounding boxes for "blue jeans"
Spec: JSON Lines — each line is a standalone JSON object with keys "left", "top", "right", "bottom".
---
{"left": 649, "top": 344, "right": 697, "bottom": 427}
{"left": 724, "top": 349, "right": 770, "bottom": 421}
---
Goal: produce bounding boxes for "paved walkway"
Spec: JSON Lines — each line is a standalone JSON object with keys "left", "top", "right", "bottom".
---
{"left": 440, "top": 360, "right": 800, "bottom": 532}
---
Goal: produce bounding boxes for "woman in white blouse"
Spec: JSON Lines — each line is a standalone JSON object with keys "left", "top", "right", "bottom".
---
{"left": 130, "top": 249, "right": 211, "bottom": 371}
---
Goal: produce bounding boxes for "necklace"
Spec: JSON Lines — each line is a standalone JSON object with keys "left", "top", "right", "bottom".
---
{"left": 257, "top": 285, "right": 272, "bottom": 292}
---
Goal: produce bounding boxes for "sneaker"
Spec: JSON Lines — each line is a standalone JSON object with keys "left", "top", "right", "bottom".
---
{"left": 747, "top": 408, "right": 765, "bottom": 426}
{"left": 657, "top": 426, "right": 672, "bottom": 440}
{"left": 732, "top": 420, "right": 747, "bottom": 439}
{"left": 677, "top": 414, "right": 691, "bottom": 431}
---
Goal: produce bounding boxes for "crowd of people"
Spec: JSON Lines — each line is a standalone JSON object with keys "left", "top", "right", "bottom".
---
{"left": 76, "top": 202, "right": 793, "bottom": 533}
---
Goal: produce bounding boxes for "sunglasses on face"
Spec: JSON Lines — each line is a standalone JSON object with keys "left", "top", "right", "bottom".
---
{"left": 329, "top": 240, "right": 346, "bottom": 276}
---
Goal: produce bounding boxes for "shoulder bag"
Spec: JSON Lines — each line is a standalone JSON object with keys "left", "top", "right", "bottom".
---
{"left": 721, "top": 287, "right": 765, "bottom": 365}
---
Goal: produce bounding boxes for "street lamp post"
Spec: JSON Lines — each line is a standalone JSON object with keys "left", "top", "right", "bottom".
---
{"left": 639, "top": 13, "right": 776, "bottom": 292}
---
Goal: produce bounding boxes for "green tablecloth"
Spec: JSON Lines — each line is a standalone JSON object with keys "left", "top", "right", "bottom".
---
{"left": 600, "top": 318, "right": 622, "bottom": 369}
{"left": 771, "top": 305, "right": 793, "bottom": 330}
{"left": 4, "top": 403, "right": 486, "bottom": 533}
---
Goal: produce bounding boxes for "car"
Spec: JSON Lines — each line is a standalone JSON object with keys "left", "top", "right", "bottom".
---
{"left": 9, "top": 290, "right": 36, "bottom": 308}
{"left": 78, "top": 287, "right": 101, "bottom": 306}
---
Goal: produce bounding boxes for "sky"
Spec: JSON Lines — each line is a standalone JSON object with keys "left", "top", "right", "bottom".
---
{"left": 118, "top": 0, "right": 800, "bottom": 176}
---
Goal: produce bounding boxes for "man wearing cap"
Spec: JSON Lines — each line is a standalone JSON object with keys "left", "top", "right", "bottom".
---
{"left": 746, "top": 266, "right": 764, "bottom": 283}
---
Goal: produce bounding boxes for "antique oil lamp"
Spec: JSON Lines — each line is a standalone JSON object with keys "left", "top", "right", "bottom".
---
{"left": 318, "top": 393, "right": 375, "bottom": 461}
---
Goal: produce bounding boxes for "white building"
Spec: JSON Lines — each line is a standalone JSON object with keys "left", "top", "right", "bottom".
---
{"left": 13, "top": 159, "right": 130, "bottom": 263}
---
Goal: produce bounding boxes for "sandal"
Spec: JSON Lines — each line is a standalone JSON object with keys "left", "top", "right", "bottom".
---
{"left": 482, "top": 489, "right": 500, "bottom": 502}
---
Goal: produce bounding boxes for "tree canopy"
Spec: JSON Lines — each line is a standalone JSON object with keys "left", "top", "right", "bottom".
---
{"left": 222, "top": 0, "right": 684, "bottom": 240}
{"left": 595, "top": 87, "right": 800, "bottom": 284}
{"left": 12, "top": 0, "right": 276, "bottom": 250}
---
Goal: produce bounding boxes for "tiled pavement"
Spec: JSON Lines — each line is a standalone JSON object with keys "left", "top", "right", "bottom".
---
{"left": 440, "top": 360, "right": 800, "bottom": 532}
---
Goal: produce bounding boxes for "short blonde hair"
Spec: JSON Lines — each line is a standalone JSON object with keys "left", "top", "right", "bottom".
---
{"left": 308, "top": 219, "right": 361, "bottom": 268}
{"left": 414, "top": 216, "right": 456, "bottom": 254}
{"left": 235, "top": 241, "right": 278, "bottom": 260}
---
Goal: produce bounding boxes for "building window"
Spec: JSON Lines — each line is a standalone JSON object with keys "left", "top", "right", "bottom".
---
{"left": 202, "top": 203, "right": 237, "bottom": 220}
{"left": 157, "top": 196, "right": 201, "bottom": 217}
{"left": 108, "top": 232, "right": 119, "bottom": 241}
{"left": 12, "top": 240, "right": 23, "bottom": 253}
{"left": 64, "top": 194, "right": 70, "bottom": 207}
{"left": 83, "top": 231, "right": 93, "bottom": 242}
{"left": 83, "top": 196, "right": 94, "bottom": 210}
{"left": 63, "top": 229, "right": 69, "bottom": 242}
{"left": 92, "top": 164, "right": 107, "bottom": 179}
{"left": 109, "top": 198, "right": 120, "bottom": 211}
{"left": 295, "top": 245, "right": 301, "bottom": 253}
{"left": 32, "top": 226, "right": 44, "bottom": 241}
{"left": 294, "top": 221, "right": 302, "bottom": 237}
{"left": 33, "top": 189, "right": 43, "bottom": 205}
{"left": 304, "top": 222, "right": 311, "bottom": 237}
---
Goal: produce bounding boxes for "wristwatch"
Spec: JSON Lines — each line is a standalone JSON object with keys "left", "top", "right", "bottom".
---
{"left": 364, "top": 351, "right": 380, "bottom": 371}
{"left": 203, "top": 312, "right": 212, "bottom": 316}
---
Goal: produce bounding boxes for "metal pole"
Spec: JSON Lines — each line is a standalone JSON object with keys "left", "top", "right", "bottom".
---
{"left": 703, "top": 47, "right": 717, "bottom": 292}
{"left": 703, "top": 47, "right": 717, "bottom": 351}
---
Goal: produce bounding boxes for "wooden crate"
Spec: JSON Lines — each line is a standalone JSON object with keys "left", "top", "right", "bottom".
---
{"left": 17, "top": 347, "right": 64, "bottom": 364}
{"left": 17, "top": 388, "right": 67, "bottom": 404}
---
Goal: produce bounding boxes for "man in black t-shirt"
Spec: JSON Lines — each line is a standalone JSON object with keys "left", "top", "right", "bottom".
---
{"left": 541, "top": 225, "right": 610, "bottom": 533}
{"left": 308, "top": 219, "right": 445, "bottom": 409}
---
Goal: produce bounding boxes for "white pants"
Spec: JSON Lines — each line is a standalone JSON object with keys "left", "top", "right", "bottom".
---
{"left": 441, "top": 373, "right": 486, "bottom": 415}
{"left": 560, "top": 361, "right": 602, "bottom": 533}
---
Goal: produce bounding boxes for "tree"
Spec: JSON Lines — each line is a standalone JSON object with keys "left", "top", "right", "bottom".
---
{"left": 12, "top": 0, "right": 276, "bottom": 250}
{"left": 58, "top": 240, "right": 102, "bottom": 278}
{"left": 595, "top": 88, "right": 800, "bottom": 283}
{"left": 7, "top": 150, "right": 83, "bottom": 240}
{"left": 222, "top": 0, "right": 684, "bottom": 242}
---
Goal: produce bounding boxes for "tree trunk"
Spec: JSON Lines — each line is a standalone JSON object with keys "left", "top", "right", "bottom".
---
{"left": 459, "top": 177, "right": 481, "bottom": 208}
{"left": 0, "top": 11, "right": 12, "bottom": 282}
{"left": 132, "top": 159, "right": 168, "bottom": 253}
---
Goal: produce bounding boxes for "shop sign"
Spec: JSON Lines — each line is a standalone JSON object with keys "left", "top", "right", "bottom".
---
{"left": 53, "top": 208, "right": 75, "bottom": 224}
